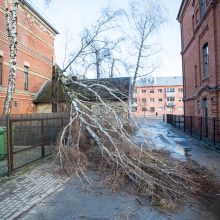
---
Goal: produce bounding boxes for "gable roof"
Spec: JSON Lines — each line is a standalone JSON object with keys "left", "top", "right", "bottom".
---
{"left": 136, "top": 76, "right": 183, "bottom": 87}
{"left": 177, "top": 0, "right": 185, "bottom": 21}
{"left": 34, "top": 77, "right": 131, "bottom": 104}
{"left": 21, "top": 0, "right": 59, "bottom": 35}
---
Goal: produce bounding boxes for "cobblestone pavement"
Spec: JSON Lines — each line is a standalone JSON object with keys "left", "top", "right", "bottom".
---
{"left": 0, "top": 160, "right": 69, "bottom": 220}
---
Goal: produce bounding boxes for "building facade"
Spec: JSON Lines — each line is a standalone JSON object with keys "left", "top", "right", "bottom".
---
{"left": 0, "top": 0, "right": 58, "bottom": 113}
{"left": 132, "top": 77, "right": 184, "bottom": 117}
{"left": 177, "top": 0, "right": 220, "bottom": 118}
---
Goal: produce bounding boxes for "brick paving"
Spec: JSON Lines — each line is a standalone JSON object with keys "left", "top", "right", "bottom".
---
{"left": 0, "top": 161, "right": 69, "bottom": 220}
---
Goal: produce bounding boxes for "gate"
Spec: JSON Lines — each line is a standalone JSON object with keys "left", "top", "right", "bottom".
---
{"left": 0, "top": 113, "right": 68, "bottom": 176}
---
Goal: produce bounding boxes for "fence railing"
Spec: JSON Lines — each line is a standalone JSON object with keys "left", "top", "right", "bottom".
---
{"left": 0, "top": 113, "right": 69, "bottom": 176}
{"left": 166, "top": 114, "right": 220, "bottom": 149}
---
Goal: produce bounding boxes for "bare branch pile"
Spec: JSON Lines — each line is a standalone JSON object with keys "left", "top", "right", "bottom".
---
{"left": 54, "top": 76, "right": 217, "bottom": 210}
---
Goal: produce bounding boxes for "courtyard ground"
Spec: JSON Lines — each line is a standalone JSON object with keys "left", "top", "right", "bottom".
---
{"left": 0, "top": 119, "right": 220, "bottom": 220}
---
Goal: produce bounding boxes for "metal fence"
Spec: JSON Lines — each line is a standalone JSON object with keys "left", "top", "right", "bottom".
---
{"left": 0, "top": 113, "right": 69, "bottom": 176}
{"left": 166, "top": 114, "right": 220, "bottom": 150}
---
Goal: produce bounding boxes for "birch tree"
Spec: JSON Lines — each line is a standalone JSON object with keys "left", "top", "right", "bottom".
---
{"left": 128, "top": 0, "right": 166, "bottom": 94}
{"left": 3, "top": 0, "right": 19, "bottom": 114}
{"left": 63, "top": 9, "right": 124, "bottom": 79}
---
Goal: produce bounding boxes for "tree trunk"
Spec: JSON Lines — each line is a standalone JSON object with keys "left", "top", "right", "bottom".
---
{"left": 3, "top": 0, "right": 19, "bottom": 114}
{"left": 95, "top": 50, "right": 101, "bottom": 78}
{"left": 52, "top": 65, "right": 58, "bottom": 112}
{"left": 110, "top": 59, "right": 115, "bottom": 78}
{"left": 131, "top": 39, "right": 144, "bottom": 99}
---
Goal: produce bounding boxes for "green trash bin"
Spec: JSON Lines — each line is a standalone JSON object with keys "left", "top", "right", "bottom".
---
{"left": 0, "top": 126, "right": 15, "bottom": 156}
{"left": 0, "top": 127, "right": 7, "bottom": 156}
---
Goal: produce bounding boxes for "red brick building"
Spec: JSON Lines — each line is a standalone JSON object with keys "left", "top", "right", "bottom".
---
{"left": 0, "top": 0, "right": 58, "bottom": 113}
{"left": 132, "top": 77, "right": 184, "bottom": 117}
{"left": 177, "top": 0, "right": 220, "bottom": 118}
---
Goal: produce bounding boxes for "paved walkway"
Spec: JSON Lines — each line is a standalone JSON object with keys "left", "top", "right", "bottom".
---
{"left": 0, "top": 120, "right": 219, "bottom": 220}
{"left": 16, "top": 120, "right": 220, "bottom": 220}
{"left": 0, "top": 159, "right": 69, "bottom": 220}
{"left": 136, "top": 119, "right": 220, "bottom": 181}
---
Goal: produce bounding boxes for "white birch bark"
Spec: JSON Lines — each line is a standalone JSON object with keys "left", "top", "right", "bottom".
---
{"left": 3, "top": 0, "right": 19, "bottom": 114}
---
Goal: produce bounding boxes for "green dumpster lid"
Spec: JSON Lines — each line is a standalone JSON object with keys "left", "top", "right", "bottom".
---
{"left": 0, "top": 127, "right": 7, "bottom": 131}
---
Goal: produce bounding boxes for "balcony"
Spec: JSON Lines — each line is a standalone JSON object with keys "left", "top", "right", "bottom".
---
{"left": 166, "top": 92, "right": 175, "bottom": 97}
{"left": 166, "top": 102, "right": 176, "bottom": 107}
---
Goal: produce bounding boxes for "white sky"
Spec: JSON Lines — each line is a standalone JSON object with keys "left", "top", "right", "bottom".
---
{"left": 29, "top": 0, "right": 182, "bottom": 77}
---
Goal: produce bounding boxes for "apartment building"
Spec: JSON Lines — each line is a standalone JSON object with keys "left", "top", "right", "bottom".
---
{"left": 0, "top": 0, "right": 58, "bottom": 113}
{"left": 177, "top": 0, "right": 220, "bottom": 118}
{"left": 132, "top": 76, "right": 183, "bottom": 117}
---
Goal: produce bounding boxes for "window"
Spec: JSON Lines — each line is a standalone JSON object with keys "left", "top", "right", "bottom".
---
{"left": 24, "top": 66, "right": 29, "bottom": 90}
{"left": 142, "top": 89, "right": 146, "bottom": 94}
{"left": 203, "top": 43, "right": 209, "bottom": 78}
{"left": 166, "top": 88, "right": 175, "bottom": 93}
{"left": 158, "top": 107, "right": 163, "bottom": 111}
{"left": 150, "top": 98, "right": 154, "bottom": 103}
{"left": 150, "top": 89, "right": 154, "bottom": 93}
{"left": 142, "top": 98, "right": 146, "bottom": 103}
{"left": 178, "top": 88, "right": 183, "bottom": 93}
{"left": 167, "top": 97, "right": 175, "bottom": 102}
{"left": 150, "top": 107, "right": 155, "bottom": 112}
{"left": 14, "top": 101, "right": 17, "bottom": 107}
{"left": 178, "top": 98, "right": 183, "bottom": 102}
{"left": 197, "top": 100, "right": 201, "bottom": 113}
{"left": 201, "top": 0, "right": 205, "bottom": 17}
{"left": 132, "top": 107, "right": 137, "bottom": 112}
{"left": 202, "top": 98, "right": 208, "bottom": 108}
{"left": 0, "top": 56, "right": 2, "bottom": 85}
{"left": 168, "top": 107, "right": 173, "bottom": 112}
{"left": 142, "top": 107, "right": 147, "bottom": 112}
{"left": 158, "top": 89, "right": 162, "bottom": 93}
{"left": 158, "top": 98, "right": 163, "bottom": 102}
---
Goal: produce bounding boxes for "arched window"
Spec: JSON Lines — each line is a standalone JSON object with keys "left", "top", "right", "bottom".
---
{"left": 201, "top": 0, "right": 206, "bottom": 17}
{"left": 203, "top": 43, "right": 209, "bottom": 78}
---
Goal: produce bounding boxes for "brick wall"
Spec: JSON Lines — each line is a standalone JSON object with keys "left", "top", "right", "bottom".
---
{"left": 178, "top": 0, "right": 220, "bottom": 118}
{"left": 0, "top": 0, "right": 57, "bottom": 114}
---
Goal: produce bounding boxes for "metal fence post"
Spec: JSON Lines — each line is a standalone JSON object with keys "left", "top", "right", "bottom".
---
{"left": 213, "top": 117, "right": 216, "bottom": 146}
{"left": 7, "top": 115, "right": 13, "bottom": 175}
{"left": 41, "top": 119, "right": 45, "bottom": 158}
{"left": 200, "top": 117, "right": 202, "bottom": 140}
{"left": 190, "top": 116, "right": 193, "bottom": 136}
{"left": 183, "top": 115, "right": 186, "bottom": 132}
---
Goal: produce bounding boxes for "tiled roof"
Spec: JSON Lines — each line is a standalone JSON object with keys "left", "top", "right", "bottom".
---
{"left": 136, "top": 76, "right": 183, "bottom": 87}
{"left": 34, "top": 77, "right": 131, "bottom": 103}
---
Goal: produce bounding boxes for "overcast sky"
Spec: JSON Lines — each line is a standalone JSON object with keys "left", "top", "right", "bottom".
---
{"left": 29, "top": 0, "right": 182, "bottom": 77}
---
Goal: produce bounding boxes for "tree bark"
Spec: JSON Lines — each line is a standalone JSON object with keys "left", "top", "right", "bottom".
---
{"left": 3, "top": 0, "right": 19, "bottom": 114}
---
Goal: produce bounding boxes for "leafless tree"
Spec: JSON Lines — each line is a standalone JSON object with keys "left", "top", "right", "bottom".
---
{"left": 3, "top": 0, "right": 19, "bottom": 114}
{"left": 63, "top": 9, "right": 124, "bottom": 79}
{"left": 128, "top": 0, "right": 167, "bottom": 95}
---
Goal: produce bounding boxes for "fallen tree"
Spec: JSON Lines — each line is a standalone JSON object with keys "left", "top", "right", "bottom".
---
{"left": 50, "top": 7, "right": 217, "bottom": 210}
{"left": 53, "top": 68, "right": 217, "bottom": 210}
